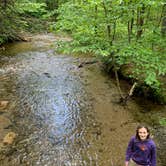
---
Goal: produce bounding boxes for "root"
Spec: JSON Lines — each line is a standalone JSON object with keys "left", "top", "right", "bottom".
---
{"left": 121, "top": 82, "right": 137, "bottom": 105}
{"left": 114, "top": 70, "right": 124, "bottom": 99}
{"left": 78, "top": 60, "right": 98, "bottom": 68}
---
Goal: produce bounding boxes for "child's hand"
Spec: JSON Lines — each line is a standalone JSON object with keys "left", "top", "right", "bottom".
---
{"left": 125, "top": 161, "right": 129, "bottom": 166}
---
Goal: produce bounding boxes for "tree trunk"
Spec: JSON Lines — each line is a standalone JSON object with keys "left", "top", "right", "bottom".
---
{"left": 115, "top": 69, "right": 124, "bottom": 100}
{"left": 112, "top": 21, "right": 116, "bottom": 43}
{"left": 94, "top": 5, "right": 98, "bottom": 36}
{"left": 130, "top": 10, "right": 134, "bottom": 34}
{"left": 137, "top": 4, "right": 145, "bottom": 39}
{"left": 45, "top": 0, "right": 58, "bottom": 10}
{"left": 102, "top": 1, "right": 112, "bottom": 45}
{"left": 161, "top": 4, "right": 166, "bottom": 37}
{"left": 128, "top": 21, "right": 131, "bottom": 43}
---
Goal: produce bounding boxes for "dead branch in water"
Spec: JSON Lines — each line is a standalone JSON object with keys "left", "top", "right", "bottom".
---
{"left": 113, "top": 64, "right": 137, "bottom": 105}
{"left": 120, "top": 82, "right": 137, "bottom": 105}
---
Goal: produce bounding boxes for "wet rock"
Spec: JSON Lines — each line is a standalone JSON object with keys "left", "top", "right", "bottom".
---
{"left": 109, "top": 127, "right": 116, "bottom": 132}
{"left": 98, "top": 149, "right": 103, "bottom": 153}
{"left": 3, "top": 132, "right": 17, "bottom": 145}
{"left": 0, "top": 116, "right": 11, "bottom": 130}
{"left": 0, "top": 101, "right": 9, "bottom": 110}
{"left": 20, "top": 36, "right": 31, "bottom": 42}
{"left": 43, "top": 72, "right": 51, "bottom": 78}
{"left": 0, "top": 46, "right": 5, "bottom": 51}
{"left": 3, "top": 124, "right": 13, "bottom": 129}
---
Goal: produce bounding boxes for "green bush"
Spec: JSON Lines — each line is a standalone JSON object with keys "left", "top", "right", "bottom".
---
{"left": 16, "top": 2, "right": 47, "bottom": 18}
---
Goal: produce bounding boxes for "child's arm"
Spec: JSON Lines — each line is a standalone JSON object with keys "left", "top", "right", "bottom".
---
{"left": 125, "top": 136, "right": 134, "bottom": 164}
{"left": 150, "top": 143, "right": 157, "bottom": 166}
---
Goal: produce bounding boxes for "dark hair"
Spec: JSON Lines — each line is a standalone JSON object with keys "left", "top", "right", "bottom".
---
{"left": 136, "top": 125, "right": 150, "bottom": 140}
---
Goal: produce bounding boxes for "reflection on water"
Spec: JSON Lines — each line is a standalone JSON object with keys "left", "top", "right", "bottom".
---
{"left": 0, "top": 34, "right": 165, "bottom": 166}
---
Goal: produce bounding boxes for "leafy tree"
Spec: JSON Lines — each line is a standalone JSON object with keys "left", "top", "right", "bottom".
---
{"left": 54, "top": 0, "right": 166, "bottom": 101}
{"left": 0, "top": 0, "right": 22, "bottom": 44}
{"left": 161, "top": 3, "right": 166, "bottom": 37}
{"left": 0, "top": 0, "right": 50, "bottom": 44}
{"left": 15, "top": 1, "right": 47, "bottom": 18}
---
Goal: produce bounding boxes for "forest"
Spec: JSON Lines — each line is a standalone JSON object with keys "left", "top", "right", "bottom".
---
{"left": 0, "top": 0, "right": 166, "bottom": 103}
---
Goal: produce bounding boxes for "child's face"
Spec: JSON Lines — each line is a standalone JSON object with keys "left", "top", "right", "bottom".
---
{"left": 138, "top": 127, "right": 149, "bottom": 140}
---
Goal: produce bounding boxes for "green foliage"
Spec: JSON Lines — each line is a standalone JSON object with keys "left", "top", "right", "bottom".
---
{"left": 54, "top": 1, "right": 114, "bottom": 56}
{"left": 0, "top": 37, "right": 5, "bottom": 45}
{"left": 42, "top": 9, "right": 58, "bottom": 19}
{"left": 0, "top": 3, "right": 24, "bottom": 44}
{"left": 159, "top": 118, "right": 166, "bottom": 126}
{"left": 54, "top": 0, "right": 166, "bottom": 95}
{"left": 117, "top": 40, "right": 165, "bottom": 89}
{"left": 0, "top": 0, "right": 50, "bottom": 44}
{"left": 16, "top": 2, "right": 47, "bottom": 18}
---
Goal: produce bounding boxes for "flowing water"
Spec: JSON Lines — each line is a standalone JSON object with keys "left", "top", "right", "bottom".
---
{"left": 0, "top": 34, "right": 165, "bottom": 166}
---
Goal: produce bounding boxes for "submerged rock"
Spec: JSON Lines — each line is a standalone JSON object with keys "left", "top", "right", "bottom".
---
{"left": 0, "top": 101, "right": 9, "bottom": 110}
{"left": 3, "top": 132, "right": 17, "bottom": 145}
{"left": 0, "top": 116, "right": 11, "bottom": 131}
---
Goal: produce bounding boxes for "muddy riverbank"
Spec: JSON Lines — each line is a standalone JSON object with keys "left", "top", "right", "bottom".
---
{"left": 0, "top": 33, "right": 165, "bottom": 166}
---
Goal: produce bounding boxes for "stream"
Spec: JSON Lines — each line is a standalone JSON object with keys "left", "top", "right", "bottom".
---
{"left": 0, "top": 34, "right": 165, "bottom": 166}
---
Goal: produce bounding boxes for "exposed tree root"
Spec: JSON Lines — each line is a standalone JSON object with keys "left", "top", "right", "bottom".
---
{"left": 114, "top": 70, "right": 124, "bottom": 99}
{"left": 120, "top": 82, "right": 137, "bottom": 105}
{"left": 114, "top": 68, "right": 137, "bottom": 105}
{"left": 78, "top": 60, "right": 98, "bottom": 68}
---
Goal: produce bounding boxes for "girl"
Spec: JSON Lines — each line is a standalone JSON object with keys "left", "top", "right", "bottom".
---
{"left": 125, "top": 125, "right": 156, "bottom": 166}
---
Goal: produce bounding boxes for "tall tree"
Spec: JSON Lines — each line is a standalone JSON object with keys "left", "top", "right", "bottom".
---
{"left": 161, "top": 3, "right": 166, "bottom": 37}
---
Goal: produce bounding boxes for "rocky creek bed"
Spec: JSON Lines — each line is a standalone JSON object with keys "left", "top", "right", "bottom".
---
{"left": 0, "top": 33, "right": 165, "bottom": 166}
